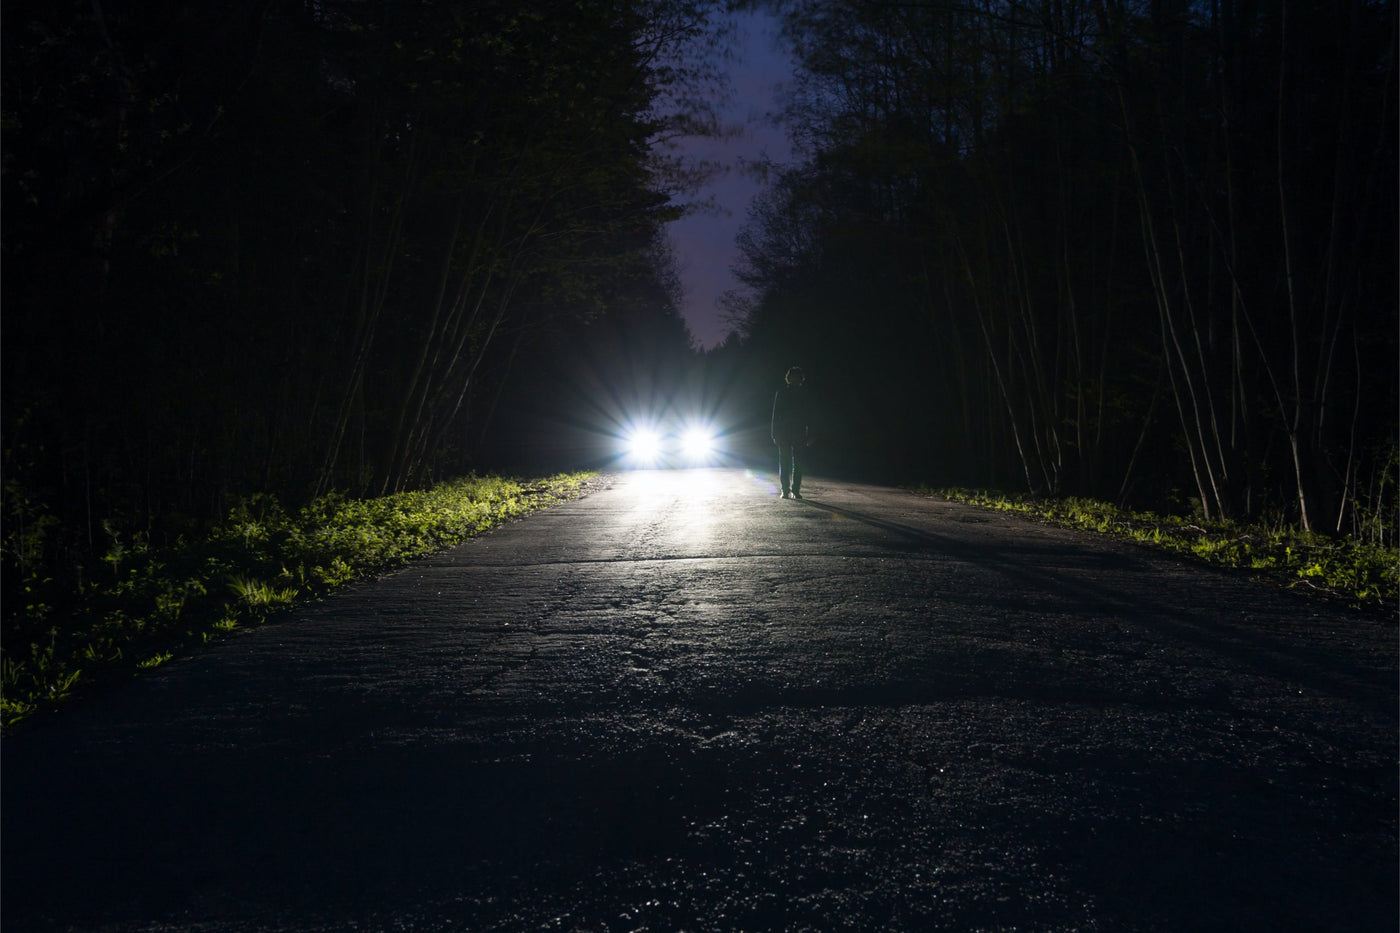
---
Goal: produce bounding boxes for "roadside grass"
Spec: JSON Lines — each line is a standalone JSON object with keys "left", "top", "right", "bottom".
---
{"left": 1, "top": 472, "right": 597, "bottom": 730}
{"left": 916, "top": 487, "right": 1398, "bottom": 613}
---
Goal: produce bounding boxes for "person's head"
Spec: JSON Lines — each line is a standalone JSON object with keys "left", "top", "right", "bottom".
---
{"left": 785, "top": 366, "right": 806, "bottom": 385}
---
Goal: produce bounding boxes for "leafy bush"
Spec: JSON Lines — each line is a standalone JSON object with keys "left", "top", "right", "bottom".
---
{"left": 1, "top": 472, "right": 596, "bottom": 728}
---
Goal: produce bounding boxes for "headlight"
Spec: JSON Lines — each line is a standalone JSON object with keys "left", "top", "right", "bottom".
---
{"left": 681, "top": 424, "right": 717, "bottom": 461}
{"left": 625, "top": 427, "right": 663, "bottom": 462}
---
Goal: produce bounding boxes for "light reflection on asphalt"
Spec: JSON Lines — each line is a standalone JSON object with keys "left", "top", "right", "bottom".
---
{"left": 2, "top": 468, "right": 1395, "bottom": 932}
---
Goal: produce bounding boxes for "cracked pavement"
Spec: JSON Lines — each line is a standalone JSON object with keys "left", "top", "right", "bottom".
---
{"left": 3, "top": 468, "right": 1395, "bottom": 931}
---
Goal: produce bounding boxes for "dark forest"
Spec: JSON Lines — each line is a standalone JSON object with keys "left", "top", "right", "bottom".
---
{"left": 724, "top": 0, "right": 1397, "bottom": 536}
{"left": 3, "top": 0, "right": 714, "bottom": 604}
{"left": 3, "top": 0, "right": 1397, "bottom": 636}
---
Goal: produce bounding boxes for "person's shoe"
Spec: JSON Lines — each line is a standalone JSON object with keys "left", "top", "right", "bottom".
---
{"left": 792, "top": 490, "right": 803, "bottom": 499}
{"left": 781, "top": 491, "right": 791, "bottom": 499}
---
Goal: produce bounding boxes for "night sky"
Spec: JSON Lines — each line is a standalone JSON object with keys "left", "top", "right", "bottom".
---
{"left": 667, "top": 10, "right": 795, "bottom": 350}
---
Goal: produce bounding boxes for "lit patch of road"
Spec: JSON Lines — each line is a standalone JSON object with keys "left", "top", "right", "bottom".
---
{"left": 2, "top": 469, "right": 1394, "bottom": 931}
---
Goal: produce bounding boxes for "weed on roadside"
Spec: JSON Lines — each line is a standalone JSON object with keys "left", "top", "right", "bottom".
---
{"left": 0, "top": 472, "right": 597, "bottom": 729}
{"left": 919, "top": 487, "right": 1398, "bottom": 613}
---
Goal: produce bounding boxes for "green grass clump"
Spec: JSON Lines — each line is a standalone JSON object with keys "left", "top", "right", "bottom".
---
{"left": 919, "top": 487, "right": 1398, "bottom": 612}
{"left": 1, "top": 472, "right": 596, "bottom": 729}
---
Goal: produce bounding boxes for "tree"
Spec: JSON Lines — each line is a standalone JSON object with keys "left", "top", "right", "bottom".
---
{"left": 1, "top": 0, "right": 729, "bottom": 623}
{"left": 727, "top": 0, "right": 1396, "bottom": 524}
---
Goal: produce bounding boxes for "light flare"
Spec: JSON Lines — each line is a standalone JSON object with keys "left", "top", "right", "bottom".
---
{"left": 625, "top": 426, "right": 663, "bottom": 464}
{"left": 681, "top": 424, "right": 718, "bottom": 462}
{"left": 619, "top": 418, "right": 724, "bottom": 468}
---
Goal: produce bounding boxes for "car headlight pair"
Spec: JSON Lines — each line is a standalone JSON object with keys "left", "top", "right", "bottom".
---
{"left": 623, "top": 423, "right": 719, "bottom": 464}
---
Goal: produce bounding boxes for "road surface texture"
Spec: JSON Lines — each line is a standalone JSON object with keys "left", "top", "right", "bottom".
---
{"left": 3, "top": 469, "right": 1395, "bottom": 931}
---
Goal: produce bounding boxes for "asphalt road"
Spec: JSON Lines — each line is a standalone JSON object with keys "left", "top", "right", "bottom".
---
{"left": 3, "top": 469, "right": 1395, "bottom": 932}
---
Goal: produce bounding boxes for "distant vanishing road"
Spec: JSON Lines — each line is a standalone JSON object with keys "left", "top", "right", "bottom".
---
{"left": 3, "top": 468, "right": 1395, "bottom": 931}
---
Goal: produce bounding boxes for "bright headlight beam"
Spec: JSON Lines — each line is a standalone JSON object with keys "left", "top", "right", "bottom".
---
{"left": 620, "top": 419, "right": 721, "bottom": 468}
{"left": 627, "top": 427, "right": 662, "bottom": 462}
{"left": 681, "top": 425, "right": 716, "bottom": 460}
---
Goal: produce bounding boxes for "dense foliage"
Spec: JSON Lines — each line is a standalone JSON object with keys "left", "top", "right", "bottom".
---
{"left": 728, "top": 0, "right": 1398, "bottom": 538}
{"left": 3, "top": 1, "right": 717, "bottom": 644}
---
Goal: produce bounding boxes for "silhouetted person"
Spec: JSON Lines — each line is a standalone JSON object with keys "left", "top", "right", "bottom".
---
{"left": 771, "top": 366, "right": 813, "bottom": 499}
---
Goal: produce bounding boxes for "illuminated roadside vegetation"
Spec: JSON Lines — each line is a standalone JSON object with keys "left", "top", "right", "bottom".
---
{"left": 919, "top": 487, "right": 1398, "bottom": 613}
{"left": 1, "top": 473, "right": 596, "bottom": 729}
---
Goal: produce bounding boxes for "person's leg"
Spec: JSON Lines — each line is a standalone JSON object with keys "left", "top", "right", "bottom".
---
{"left": 791, "top": 445, "right": 803, "bottom": 496}
{"left": 777, "top": 443, "right": 792, "bottom": 495}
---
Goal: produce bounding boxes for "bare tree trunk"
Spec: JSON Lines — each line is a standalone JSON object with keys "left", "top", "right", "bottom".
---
{"left": 957, "top": 235, "right": 1038, "bottom": 493}
{"left": 1123, "top": 121, "right": 1223, "bottom": 518}
{"left": 1272, "top": 5, "right": 1313, "bottom": 531}
{"left": 315, "top": 120, "right": 419, "bottom": 497}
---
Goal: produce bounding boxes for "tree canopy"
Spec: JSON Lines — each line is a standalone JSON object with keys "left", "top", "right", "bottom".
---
{"left": 728, "top": 0, "right": 1397, "bottom": 535}
{"left": 3, "top": 0, "right": 725, "bottom": 618}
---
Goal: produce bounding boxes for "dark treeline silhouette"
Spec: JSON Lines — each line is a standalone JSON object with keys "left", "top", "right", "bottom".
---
{"left": 726, "top": 0, "right": 1397, "bottom": 536}
{"left": 481, "top": 235, "right": 702, "bottom": 471}
{"left": 2, "top": 1, "right": 723, "bottom": 622}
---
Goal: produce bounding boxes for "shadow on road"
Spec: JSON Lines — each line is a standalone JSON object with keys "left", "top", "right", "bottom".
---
{"left": 794, "top": 496, "right": 1395, "bottom": 707}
